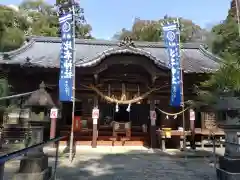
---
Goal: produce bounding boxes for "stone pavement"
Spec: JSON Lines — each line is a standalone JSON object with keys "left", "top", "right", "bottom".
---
{"left": 2, "top": 147, "right": 218, "bottom": 180}
{"left": 203, "top": 147, "right": 225, "bottom": 156}
{"left": 54, "top": 148, "right": 217, "bottom": 180}
{"left": 161, "top": 147, "right": 225, "bottom": 158}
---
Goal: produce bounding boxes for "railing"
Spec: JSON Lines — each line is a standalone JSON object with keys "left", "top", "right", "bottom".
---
{"left": 0, "top": 136, "right": 66, "bottom": 180}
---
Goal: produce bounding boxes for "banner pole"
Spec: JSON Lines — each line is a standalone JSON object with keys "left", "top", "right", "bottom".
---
{"left": 69, "top": 0, "right": 76, "bottom": 162}
{"left": 177, "top": 18, "right": 186, "bottom": 151}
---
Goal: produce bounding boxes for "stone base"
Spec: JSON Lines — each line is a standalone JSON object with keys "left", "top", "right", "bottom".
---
{"left": 13, "top": 154, "right": 52, "bottom": 180}
{"left": 216, "top": 167, "right": 240, "bottom": 180}
{"left": 19, "top": 155, "right": 48, "bottom": 173}
{"left": 219, "top": 156, "right": 240, "bottom": 173}
{"left": 12, "top": 167, "right": 52, "bottom": 180}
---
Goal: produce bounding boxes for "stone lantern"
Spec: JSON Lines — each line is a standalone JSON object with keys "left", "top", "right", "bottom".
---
{"left": 23, "top": 81, "right": 55, "bottom": 145}
{"left": 214, "top": 96, "right": 240, "bottom": 180}
{"left": 13, "top": 82, "right": 56, "bottom": 180}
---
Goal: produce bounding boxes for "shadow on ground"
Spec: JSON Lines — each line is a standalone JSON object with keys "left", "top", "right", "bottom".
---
{"left": 54, "top": 149, "right": 217, "bottom": 180}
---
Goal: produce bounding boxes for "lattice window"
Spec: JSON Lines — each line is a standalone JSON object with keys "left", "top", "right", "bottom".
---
{"left": 201, "top": 111, "right": 217, "bottom": 130}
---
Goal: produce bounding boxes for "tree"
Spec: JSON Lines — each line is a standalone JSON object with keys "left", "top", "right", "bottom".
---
{"left": 113, "top": 16, "right": 208, "bottom": 42}
{"left": 112, "top": 28, "right": 133, "bottom": 40}
{"left": 211, "top": 0, "right": 240, "bottom": 57}
{"left": 0, "top": 5, "right": 30, "bottom": 52}
{"left": 19, "top": 0, "right": 59, "bottom": 36}
{"left": 20, "top": 0, "right": 54, "bottom": 15}
{"left": 21, "top": 0, "right": 93, "bottom": 38}
{"left": 196, "top": 0, "right": 240, "bottom": 107}
{"left": 0, "top": 0, "right": 94, "bottom": 52}
{"left": 55, "top": 0, "right": 93, "bottom": 39}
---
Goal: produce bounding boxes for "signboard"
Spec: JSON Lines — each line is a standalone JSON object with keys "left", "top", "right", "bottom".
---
{"left": 189, "top": 109, "right": 195, "bottom": 121}
{"left": 92, "top": 108, "right": 99, "bottom": 119}
{"left": 59, "top": 13, "right": 73, "bottom": 101}
{"left": 150, "top": 110, "right": 156, "bottom": 126}
{"left": 50, "top": 108, "right": 58, "bottom": 119}
{"left": 150, "top": 110, "right": 156, "bottom": 121}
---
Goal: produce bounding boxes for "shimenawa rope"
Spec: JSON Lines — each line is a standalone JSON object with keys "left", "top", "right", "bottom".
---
{"left": 155, "top": 106, "right": 189, "bottom": 116}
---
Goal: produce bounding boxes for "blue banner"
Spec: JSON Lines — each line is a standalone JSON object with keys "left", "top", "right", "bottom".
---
{"left": 162, "top": 24, "right": 182, "bottom": 107}
{"left": 59, "top": 13, "right": 73, "bottom": 101}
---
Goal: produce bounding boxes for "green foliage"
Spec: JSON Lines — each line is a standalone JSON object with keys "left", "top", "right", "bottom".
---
{"left": 55, "top": 0, "right": 68, "bottom": 5}
{"left": 196, "top": 1, "right": 240, "bottom": 109}
{"left": 27, "top": 10, "right": 59, "bottom": 37}
{"left": 1, "top": 28, "right": 25, "bottom": 52}
{"left": 55, "top": 0, "right": 93, "bottom": 39}
{"left": 113, "top": 16, "right": 207, "bottom": 42}
{"left": 211, "top": 4, "right": 240, "bottom": 57}
{"left": 195, "top": 52, "right": 240, "bottom": 106}
{"left": 196, "top": 52, "right": 240, "bottom": 107}
{"left": 0, "top": 0, "right": 93, "bottom": 52}
{"left": 0, "top": 5, "right": 30, "bottom": 52}
{"left": 20, "top": 0, "right": 54, "bottom": 15}
{"left": 201, "top": 53, "right": 240, "bottom": 90}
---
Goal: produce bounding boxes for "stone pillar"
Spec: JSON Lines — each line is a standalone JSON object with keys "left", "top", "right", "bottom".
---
{"left": 149, "top": 99, "right": 157, "bottom": 148}
{"left": 92, "top": 97, "right": 99, "bottom": 148}
{"left": 0, "top": 163, "right": 4, "bottom": 180}
{"left": 13, "top": 121, "right": 51, "bottom": 180}
{"left": 217, "top": 124, "right": 240, "bottom": 180}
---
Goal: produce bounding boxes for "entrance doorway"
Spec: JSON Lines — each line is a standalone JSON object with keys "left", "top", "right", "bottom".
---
{"left": 61, "top": 101, "right": 82, "bottom": 125}
{"left": 98, "top": 102, "right": 150, "bottom": 146}
{"left": 114, "top": 105, "right": 130, "bottom": 122}
{"left": 99, "top": 103, "right": 150, "bottom": 126}
{"left": 130, "top": 104, "right": 150, "bottom": 126}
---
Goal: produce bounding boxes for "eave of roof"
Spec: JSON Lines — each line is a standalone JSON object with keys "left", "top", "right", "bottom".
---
{"left": 0, "top": 36, "right": 221, "bottom": 73}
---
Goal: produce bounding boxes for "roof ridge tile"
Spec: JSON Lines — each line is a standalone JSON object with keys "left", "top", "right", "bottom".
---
{"left": 30, "top": 36, "right": 201, "bottom": 49}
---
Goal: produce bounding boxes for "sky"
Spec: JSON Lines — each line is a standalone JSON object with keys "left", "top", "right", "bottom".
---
{"left": 1, "top": 0, "right": 232, "bottom": 40}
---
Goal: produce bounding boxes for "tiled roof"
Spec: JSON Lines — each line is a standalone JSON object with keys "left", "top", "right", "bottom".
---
{"left": 0, "top": 36, "right": 220, "bottom": 73}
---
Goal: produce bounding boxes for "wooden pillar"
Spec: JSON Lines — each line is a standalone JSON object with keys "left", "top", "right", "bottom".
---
{"left": 189, "top": 109, "right": 196, "bottom": 149}
{"left": 50, "top": 108, "right": 58, "bottom": 139}
{"left": 50, "top": 118, "right": 57, "bottom": 138}
{"left": 92, "top": 74, "right": 99, "bottom": 148}
{"left": 92, "top": 96, "right": 98, "bottom": 148}
{"left": 50, "top": 108, "right": 58, "bottom": 148}
{"left": 149, "top": 98, "right": 157, "bottom": 148}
